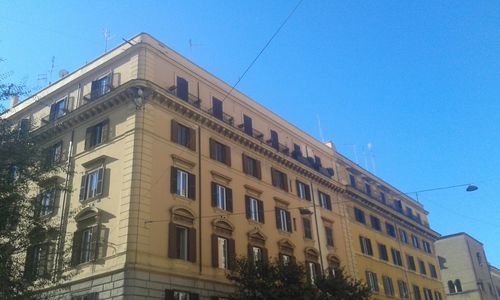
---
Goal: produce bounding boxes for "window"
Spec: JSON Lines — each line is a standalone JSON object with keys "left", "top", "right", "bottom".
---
{"left": 251, "top": 246, "right": 263, "bottom": 263}
{"left": 398, "top": 280, "right": 409, "bottom": 299}
{"left": 90, "top": 74, "right": 112, "bottom": 99}
{"left": 49, "top": 141, "right": 63, "bottom": 166}
{"left": 212, "top": 97, "right": 223, "bottom": 120}
{"left": 399, "top": 229, "right": 409, "bottom": 244}
{"left": 275, "top": 207, "right": 292, "bottom": 232}
{"left": 418, "top": 259, "right": 427, "bottom": 275}
{"left": 349, "top": 174, "right": 356, "bottom": 187}
{"left": 413, "top": 285, "right": 422, "bottom": 300}
{"left": 168, "top": 223, "right": 196, "bottom": 262}
{"left": 303, "top": 218, "right": 312, "bottom": 239}
{"left": 165, "top": 289, "right": 199, "bottom": 300}
{"left": 429, "top": 264, "right": 437, "bottom": 278}
{"left": 386, "top": 222, "right": 396, "bottom": 237}
{"left": 318, "top": 191, "right": 332, "bottom": 210}
{"left": 423, "top": 288, "right": 434, "bottom": 300}
{"left": 211, "top": 235, "right": 235, "bottom": 270}
{"left": 455, "top": 279, "right": 462, "bottom": 292}
{"left": 365, "top": 183, "right": 372, "bottom": 196}
{"left": 71, "top": 293, "right": 99, "bottom": 300}
{"left": 476, "top": 252, "right": 482, "bottom": 265}
{"left": 176, "top": 76, "right": 189, "bottom": 101}
{"left": 271, "top": 168, "right": 288, "bottom": 192}
{"left": 85, "top": 120, "right": 108, "bottom": 150}
{"left": 171, "top": 167, "right": 196, "bottom": 200}
{"left": 79, "top": 166, "right": 105, "bottom": 202}
{"left": 438, "top": 256, "right": 447, "bottom": 269}
{"left": 359, "top": 236, "right": 373, "bottom": 256}
{"left": 380, "top": 192, "right": 386, "bottom": 203}
{"left": 210, "top": 139, "right": 231, "bottom": 166}
{"left": 242, "top": 154, "right": 261, "bottom": 179}
{"left": 325, "top": 226, "right": 334, "bottom": 247}
{"left": 378, "top": 244, "right": 388, "bottom": 261}
{"left": 370, "top": 215, "right": 381, "bottom": 231}
{"left": 383, "top": 276, "right": 395, "bottom": 297}
{"left": 72, "top": 226, "right": 99, "bottom": 266}
{"left": 171, "top": 120, "right": 196, "bottom": 151}
{"left": 243, "top": 115, "right": 253, "bottom": 136}
{"left": 37, "top": 188, "right": 56, "bottom": 217}
{"left": 407, "top": 255, "right": 416, "bottom": 271}
{"left": 296, "top": 180, "right": 311, "bottom": 201}
{"left": 245, "top": 196, "right": 264, "bottom": 223}
{"left": 307, "top": 261, "right": 321, "bottom": 283}
{"left": 49, "top": 97, "right": 67, "bottom": 121}
{"left": 211, "top": 183, "right": 233, "bottom": 212}
{"left": 391, "top": 248, "right": 403, "bottom": 266}
{"left": 280, "top": 254, "right": 292, "bottom": 265}
{"left": 25, "top": 243, "right": 52, "bottom": 279}
{"left": 366, "top": 271, "right": 379, "bottom": 292}
{"left": 354, "top": 207, "right": 366, "bottom": 224}
{"left": 423, "top": 240, "right": 432, "bottom": 254}
{"left": 269, "top": 129, "right": 280, "bottom": 151}
{"left": 434, "top": 291, "right": 442, "bottom": 300}
{"left": 411, "top": 234, "right": 420, "bottom": 249}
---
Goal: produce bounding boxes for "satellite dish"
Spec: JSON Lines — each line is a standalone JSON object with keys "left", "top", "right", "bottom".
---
{"left": 59, "top": 69, "right": 69, "bottom": 78}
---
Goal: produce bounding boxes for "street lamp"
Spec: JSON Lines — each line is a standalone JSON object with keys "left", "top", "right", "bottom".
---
{"left": 405, "top": 183, "right": 478, "bottom": 202}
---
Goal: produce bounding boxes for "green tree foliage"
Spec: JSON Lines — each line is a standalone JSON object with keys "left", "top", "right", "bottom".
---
{"left": 0, "top": 102, "right": 67, "bottom": 297}
{"left": 227, "top": 257, "right": 371, "bottom": 300}
{"left": 314, "top": 268, "right": 371, "bottom": 300}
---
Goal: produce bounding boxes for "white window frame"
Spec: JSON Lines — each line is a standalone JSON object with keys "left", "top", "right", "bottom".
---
{"left": 308, "top": 261, "right": 318, "bottom": 283}
{"left": 177, "top": 226, "right": 188, "bottom": 260}
{"left": 217, "top": 237, "right": 229, "bottom": 269}
{"left": 249, "top": 197, "right": 260, "bottom": 222}
{"left": 319, "top": 192, "right": 330, "bottom": 209}
{"left": 85, "top": 167, "right": 103, "bottom": 200}
{"left": 39, "top": 189, "right": 55, "bottom": 217}
{"left": 366, "top": 271, "right": 379, "bottom": 292}
{"left": 176, "top": 169, "right": 189, "bottom": 197}
{"left": 174, "top": 291, "right": 190, "bottom": 300}
{"left": 215, "top": 184, "right": 227, "bottom": 210}
{"left": 277, "top": 208, "right": 289, "bottom": 232}
{"left": 297, "top": 181, "right": 307, "bottom": 199}
{"left": 252, "top": 246, "right": 262, "bottom": 263}
{"left": 80, "top": 227, "right": 94, "bottom": 263}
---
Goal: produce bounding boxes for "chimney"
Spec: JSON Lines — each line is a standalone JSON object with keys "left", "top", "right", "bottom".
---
{"left": 11, "top": 95, "right": 19, "bottom": 108}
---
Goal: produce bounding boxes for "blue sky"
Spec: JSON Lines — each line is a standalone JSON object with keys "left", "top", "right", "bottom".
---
{"left": 1, "top": 1, "right": 498, "bottom": 266}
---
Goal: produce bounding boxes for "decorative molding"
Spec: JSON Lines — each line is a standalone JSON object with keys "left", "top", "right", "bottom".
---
{"left": 273, "top": 196, "right": 290, "bottom": 207}
{"left": 210, "top": 170, "right": 232, "bottom": 185}
{"left": 244, "top": 184, "right": 263, "bottom": 197}
{"left": 171, "top": 154, "right": 196, "bottom": 170}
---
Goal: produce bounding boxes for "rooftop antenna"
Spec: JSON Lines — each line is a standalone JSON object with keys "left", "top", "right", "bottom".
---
{"left": 48, "top": 56, "right": 55, "bottom": 84}
{"left": 367, "top": 143, "right": 377, "bottom": 173}
{"left": 188, "top": 38, "right": 204, "bottom": 55}
{"left": 103, "top": 28, "right": 114, "bottom": 53}
{"left": 316, "top": 114, "right": 325, "bottom": 143}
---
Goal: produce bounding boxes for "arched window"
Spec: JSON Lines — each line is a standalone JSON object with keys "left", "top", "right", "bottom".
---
{"left": 448, "top": 280, "right": 456, "bottom": 294}
{"left": 247, "top": 229, "right": 267, "bottom": 263}
{"left": 211, "top": 219, "right": 235, "bottom": 270}
{"left": 278, "top": 239, "right": 295, "bottom": 264}
{"left": 327, "top": 255, "right": 341, "bottom": 277}
{"left": 71, "top": 207, "right": 108, "bottom": 266}
{"left": 305, "top": 248, "right": 321, "bottom": 283}
{"left": 455, "top": 279, "right": 462, "bottom": 292}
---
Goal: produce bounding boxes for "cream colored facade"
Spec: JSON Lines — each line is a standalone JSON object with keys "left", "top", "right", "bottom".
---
{"left": 3, "top": 33, "right": 444, "bottom": 300}
{"left": 436, "top": 233, "right": 499, "bottom": 300}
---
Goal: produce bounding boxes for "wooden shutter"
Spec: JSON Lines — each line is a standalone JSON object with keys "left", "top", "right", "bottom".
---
{"left": 285, "top": 211, "right": 292, "bottom": 233}
{"left": 314, "top": 262, "right": 321, "bottom": 278}
{"left": 188, "top": 172, "right": 196, "bottom": 200}
{"left": 211, "top": 182, "right": 217, "bottom": 207}
{"left": 45, "top": 243, "right": 55, "bottom": 279}
{"left": 189, "top": 128, "right": 196, "bottom": 151}
{"left": 212, "top": 97, "right": 223, "bottom": 119}
{"left": 305, "top": 184, "right": 311, "bottom": 200}
{"left": 85, "top": 127, "right": 92, "bottom": 150}
{"left": 283, "top": 173, "right": 289, "bottom": 192}
{"left": 176, "top": 77, "right": 189, "bottom": 101}
{"left": 224, "top": 144, "right": 231, "bottom": 166}
{"left": 255, "top": 160, "right": 261, "bottom": 179}
{"left": 243, "top": 115, "right": 252, "bottom": 135}
{"left": 275, "top": 208, "right": 281, "bottom": 229}
{"left": 295, "top": 180, "right": 301, "bottom": 198}
{"left": 242, "top": 154, "right": 248, "bottom": 174}
{"left": 164, "top": 289, "right": 174, "bottom": 300}
{"left": 168, "top": 223, "right": 177, "bottom": 258}
{"left": 245, "top": 196, "right": 251, "bottom": 219}
{"left": 209, "top": 139, "right": 215, "bottom": 159}
{"left": 170, "top": 167, "right": 177, "bottom": 194}
{"left": 228, "top": 239, "right": 236, "bottom": 270}
{"left": 170, "top": 119, "right": 178, "bottom": 143}
{"left": 95, "top": 168, "right": 104, "bottom": 197}
{"left": 226, "top": 187, "right": 233, "bottom": 212}
{"left": 211, "top": 234, "right": 218, "bottom": 267}
{"left": 101, "top": 120, "right": 109, "bottom": 143}
{"left": 262, "top": 247, "right": 269, "bottom": 262}
{"left": 271, "top": 168, "right": 277, "bottom": 187}
{"left": 257, "top": 200, "right": 264, "bottom": 223}
{"left": 91, "top": 225, "right": 100, "bottom": 260}
{"left": 188, "top": 227, "right": 196, "bottom": 262}
{"left": 247, "top": 244, "right": 254, "bottom": 263}
{"left": 49, "top": 103, "right": 56, "bottom": 121}
{"left": 79, "top": 174, "right": 87, "bottom": 201}
{"left": 270, "top": 130, "right": 279, "bottom": 150}
{"left": 71, "top": 230, "right": 83, "bottom": 266}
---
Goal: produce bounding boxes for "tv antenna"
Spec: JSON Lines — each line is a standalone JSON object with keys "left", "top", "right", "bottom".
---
{"left": 316, "top": 114, "right": 325, "bottom": 143}
{"left": 188, "top": 38, "right": 204, "bottom": 54}
{"left": 49, "top": 56, "right": 55, "bottom": 84}
{"left": 103, "top": 28, "right": 115, "bottom": 53}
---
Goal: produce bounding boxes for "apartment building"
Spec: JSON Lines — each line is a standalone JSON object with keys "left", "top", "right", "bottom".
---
{"left": 436, "top": 232, "right": 499, "bottom": 300}
{"left": 3, "top": 33, "right": 444, "bottom": 299}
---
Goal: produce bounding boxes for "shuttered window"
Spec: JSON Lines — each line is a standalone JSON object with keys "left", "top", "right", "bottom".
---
{"left": 391, "top": 248, "right": 403, "bottom": 266}
{"left": 165, "top": 289, "right": 199, "bottom": 300}
{"left": 24, "top": 243, "right": 55, "bottom": 280}
{"left": 171, "top": 120, "right": 196, "bottom": 151}
{"left": 168, "top": 223, "right": 196, "bottom": 262}
{"left": 383, "top": 276, "right": 395, "bottom": 296}
{"left": 318, "top": 191, "right": 331, "bottom": 210}
{"left": 242, "top": 154, "right": 261, "bottom": 179}
{"left": 90, "top": 74, "right": 112, "bottom": 99}
{"left": 271, "top": 168, "right": 288, "bottom": 192}
{"left": 245, "top": 196, "right": 264, "bottom": 223}
{"left": 79, "top": 167, "right": 105, "bottom": 202}
{"left": 275, "top": 207, "right": 292, "bottom": 233}
{"left": 366, "top": 271, "right": 379, "bottom": 292}
{"left": 398, "top": 280, "right": 409, "bottom": 299}
{"left": 176, "top": 77, "right": 189, "bottom": 101}
{"left": 49, "top": 97, "right": 67, "bottom": 121}
{"left": 378, "top": 243, "right": 388, "bottom": 261}
{"left": 85, "top": 120, "right": 109, "bottom": 150}
{"left": 247, "top": 245, "right": 268, "bottom": 263}
{"left": 325, "top": 226, "right": 334, "bottom": 247}
{"left": 407, "top": 255, "right": 416, "bottom": 271}
{"left": 360, "top": 236, "right": 373, "bottom": 256}
{"left": 209, "top": 139, "right": 231, "bottom": 166}
{"left": 71, "top": 225, "right": 106, "bottom": 266}
{"left": 211, "top": 235, "right": 235, "bottom": 270}
{"left": 296, "top": 180, "right": 311, "bottom": 200}
{"left": 303, "top": 218, "right": 312, "bottom": 239}
{"left": 171, "top": 167, "right": 196, "bottom": 200}
{"left": 211, "top": 182, "right": 233, "bottom": 212}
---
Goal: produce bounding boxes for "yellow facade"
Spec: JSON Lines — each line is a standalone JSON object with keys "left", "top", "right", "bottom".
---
{"left": 3, "top": 33, "right": 445, "bottom": 299}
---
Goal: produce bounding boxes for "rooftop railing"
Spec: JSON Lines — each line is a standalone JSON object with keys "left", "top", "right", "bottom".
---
{"left": 207, "top": 108, "right": 234, "bottom": 126}
{"left": 167, "top": 86, "right": 201, "bottom": 108}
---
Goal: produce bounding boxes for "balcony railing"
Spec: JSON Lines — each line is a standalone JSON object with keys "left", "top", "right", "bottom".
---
{"left": 266, "top": 139, "right": 290, "bottom": 156}
{"left": 207, "top": 108, "right": 234, "bottom": 126}
{"left": 167, "top": 86, "right": 201, "bottom": 108}
{"left": 237, "top": 124, "right": 264, "bottom": 141}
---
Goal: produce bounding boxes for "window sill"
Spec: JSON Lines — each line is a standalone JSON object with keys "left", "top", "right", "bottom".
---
{"left": 247, "top": 219, "right": 263, "bottom": 226}
{"left": 172, "top": 194, "right": 195, "bottom": 202}
{"left": 278, "top": 230, "right": 292, "bottom": 237}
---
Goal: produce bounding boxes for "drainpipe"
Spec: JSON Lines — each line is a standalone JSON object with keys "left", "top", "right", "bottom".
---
{"left": 309, "top": 181, "right": 324, "bottom": 272}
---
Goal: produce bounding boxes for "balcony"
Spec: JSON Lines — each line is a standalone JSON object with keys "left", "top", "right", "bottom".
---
{"left": 237, "top": 124, "right": 264, "bottom": 141}
{"left": 207, "top": 108, "right": 234, "bottom": 126}
{"left": 266, "top": 139, "right": 290, "bottom": 156}
{"left": 167, "top": 86, "right": 201, "bottom": 108}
